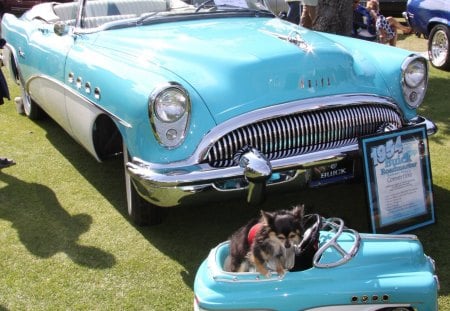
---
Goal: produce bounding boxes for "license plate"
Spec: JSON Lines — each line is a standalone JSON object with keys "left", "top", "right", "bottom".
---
{"left": 309, "top": 158, "right": 354, "bottom": 187}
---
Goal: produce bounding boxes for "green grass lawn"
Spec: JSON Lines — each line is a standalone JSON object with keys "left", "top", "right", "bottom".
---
{"left": 0, "top": 34, "right": 449, "bottom": 310}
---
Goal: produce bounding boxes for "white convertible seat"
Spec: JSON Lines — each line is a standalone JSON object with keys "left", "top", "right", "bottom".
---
{"left": 53, "top": 0, "right": 169, "bottom": 27}
{"left": 53, "top": 2, "right": 78, "bottom": 21}
{"left": 84, "top": 0, "right": 168, "bottom": 17}
{"left": 83, "top": 14, "right": 137, "bottom": 27}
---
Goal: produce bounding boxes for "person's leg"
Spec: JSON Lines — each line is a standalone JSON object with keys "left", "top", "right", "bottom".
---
{"left": 308, "top": 5, "right": 316, "bottom": 25}
{"left": 287, "top": 1, "right": 300, "bottom": 25}
{"left": 389, "top": 33, "right": 397, "bottom": 46}
{"left": 387, "top": 16, "right": 412, "bottom": 34}
{"left": 301, "top": 5, "right": 313, "bottom": 28}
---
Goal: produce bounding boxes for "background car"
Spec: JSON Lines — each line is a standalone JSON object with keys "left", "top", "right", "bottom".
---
{"left": 1, "top": 0, "right": 436, "bottom": 226}
{"left": 405, "top": 0, "right": 450, "bottom": 71}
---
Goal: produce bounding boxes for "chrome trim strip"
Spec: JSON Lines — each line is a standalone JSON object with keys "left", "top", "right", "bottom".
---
{"left": 208, "top": 241, "right": 287, "bottom": 283}
{"left": 26, "top": 74, "right": 132, "bottom": 128}
{"left": 360, "top": 233, "right": 419, "bottom": 240}
{"left": 4, "top": 43, "right": 24, "bottom": 85}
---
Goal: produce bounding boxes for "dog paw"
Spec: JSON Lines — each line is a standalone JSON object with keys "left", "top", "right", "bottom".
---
{"left": 263, "top": 271, "right": 272, "bottom": 278}
{"left": 277, "top": 269, "right": 286, "bottom": 277}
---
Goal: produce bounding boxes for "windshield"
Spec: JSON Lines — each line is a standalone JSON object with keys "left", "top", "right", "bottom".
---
{"left": 51, "top": 0, "right": 274, "bottom": 30}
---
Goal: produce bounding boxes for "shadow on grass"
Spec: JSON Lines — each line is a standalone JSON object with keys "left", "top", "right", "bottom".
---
{"left": 0, "top": 170, "right": 116, "bottom": 269}
{"left": 25, "top": 114, "right": 449, "bottom": 296}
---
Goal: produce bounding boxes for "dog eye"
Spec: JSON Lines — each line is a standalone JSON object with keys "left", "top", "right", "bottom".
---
{"left": 288, "top": 233, "right": 297, "bottom": 239}
{"left": 277, "top": 235, "right": 286, "bottom": 241}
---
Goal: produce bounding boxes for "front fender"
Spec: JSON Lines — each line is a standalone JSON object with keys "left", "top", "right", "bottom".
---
{"left": 427, "top": 17, "right": 450, "bottom": 34}
{"left": 319, "top": 32, "right": 420, "bottom": 120}
{"left": 65, "top": 41, "right": 217, "bottom": 164}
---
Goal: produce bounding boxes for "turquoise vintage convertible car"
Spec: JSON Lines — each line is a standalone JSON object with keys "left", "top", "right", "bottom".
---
{"left": 194, "top": 217, "right": 439, "bottom": 310}
{"left": 1, "top": 0, "right": 436, "bottom": 225}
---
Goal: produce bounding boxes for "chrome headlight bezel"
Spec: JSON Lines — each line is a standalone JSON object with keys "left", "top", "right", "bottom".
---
{"left": 401, "top": 55, "right": 428, "bottom": 109}
{"left": 149, "top": 82, "right": 191, "bottom": 148}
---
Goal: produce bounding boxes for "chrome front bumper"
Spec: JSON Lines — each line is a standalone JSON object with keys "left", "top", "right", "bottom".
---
{"left": 126, "top": 115, "right": 436, "bottom": 207}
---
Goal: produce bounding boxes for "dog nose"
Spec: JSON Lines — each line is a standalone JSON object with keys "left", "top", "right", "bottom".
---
{"left": 285, "top": 241, "right": 291, "bottom": 248}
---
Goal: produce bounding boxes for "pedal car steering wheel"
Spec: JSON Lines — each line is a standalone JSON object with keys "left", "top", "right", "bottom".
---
{"left": 312, "top": 217, "right": 361, "bottom": 268}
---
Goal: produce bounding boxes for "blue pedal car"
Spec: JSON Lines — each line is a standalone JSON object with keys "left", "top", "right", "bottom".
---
{"left": 194, "top": 217, "right": 439, "bottom": 311}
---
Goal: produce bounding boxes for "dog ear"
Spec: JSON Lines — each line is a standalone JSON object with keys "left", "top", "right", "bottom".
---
{"left": 261, "top": 210, "right": 275, "bottom": 226}
{"left": 292, "top": 205, "right": 305, "bottom": 219}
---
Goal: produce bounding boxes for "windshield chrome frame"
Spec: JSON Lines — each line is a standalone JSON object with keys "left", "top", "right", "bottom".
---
{"left": 70, "top": 0, "right": 274, "bottom": 33}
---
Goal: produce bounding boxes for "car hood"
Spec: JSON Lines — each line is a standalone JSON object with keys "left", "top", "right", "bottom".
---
{"left": 94, "top": 17, "right": 390, "bottom": 124}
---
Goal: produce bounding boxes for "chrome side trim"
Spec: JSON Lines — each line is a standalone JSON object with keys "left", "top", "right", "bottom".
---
{"left": 26, "top": 74, "right": 132, "bottom": 128}
{"left": 360, "top": 233, "right": 419, "bottom": 241}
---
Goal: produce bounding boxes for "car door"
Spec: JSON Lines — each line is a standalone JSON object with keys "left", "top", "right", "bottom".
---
{"left": 22, "top": 19, "right": 74, "bottom": 132}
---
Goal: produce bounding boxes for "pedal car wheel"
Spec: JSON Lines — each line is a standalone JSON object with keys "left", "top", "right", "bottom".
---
{"left": 123, "top": 143, "right": 163, "bottom": 226}
{"left": 428, "top": 24, "right": 450, "bottom": 71}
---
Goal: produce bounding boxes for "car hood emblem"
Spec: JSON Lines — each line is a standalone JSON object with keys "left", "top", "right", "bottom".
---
{"left": 287, "top": 30, "right": 312, "bottom": 51}
{"left": 261, "top": 29, "right": 312, "bottom": 52}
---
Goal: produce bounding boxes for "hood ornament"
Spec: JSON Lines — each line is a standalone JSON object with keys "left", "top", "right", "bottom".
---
{"left": 287, "top": 30, "right": 312, "bottom": 51}
{"left": 261, "top": 29, "right": 313, "bottom": 52}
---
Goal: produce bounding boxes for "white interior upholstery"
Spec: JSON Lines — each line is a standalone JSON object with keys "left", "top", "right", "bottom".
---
{"left": 84, "top": 0, "right": 168, "bottom": 17}
{"left": 53, "top": 2, "right": 78, "bottom": 21}
{"left": 53, "top": 0, "right": 169, "bottom": 28}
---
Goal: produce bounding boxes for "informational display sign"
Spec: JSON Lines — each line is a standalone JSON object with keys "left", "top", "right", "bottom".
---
{"left": 360, "top": 125, "right": 435, "bottom": 234}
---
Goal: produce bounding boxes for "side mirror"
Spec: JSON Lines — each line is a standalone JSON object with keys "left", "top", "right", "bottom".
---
{"left": 54, "top": 21, "right": 69, "bottom": 36}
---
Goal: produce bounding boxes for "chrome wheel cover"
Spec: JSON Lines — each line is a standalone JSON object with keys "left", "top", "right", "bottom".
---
{"left": 430, "top": 29, "right": 449, "bottom": 67}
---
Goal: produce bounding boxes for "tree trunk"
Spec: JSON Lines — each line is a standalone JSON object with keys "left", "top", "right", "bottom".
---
{"left": 313, "top": 0, "right": 353, "bottom": 36}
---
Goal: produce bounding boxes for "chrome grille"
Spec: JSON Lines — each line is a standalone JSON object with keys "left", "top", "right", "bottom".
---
{"left": 206, "top": 104, "right": 402, "bottom": 167}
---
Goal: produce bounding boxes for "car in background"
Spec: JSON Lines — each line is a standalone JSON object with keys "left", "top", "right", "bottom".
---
{"left": 405, "top": 0, "right": 450, "bottom": 71}
{"left": 1, "top": 0, "right": 436, "bottom": 226}
{"left": 194, "top": 217, "right": 439, "bottom": 310}
{"left": 361, "top": 0, "right": 407, "bottom": 17}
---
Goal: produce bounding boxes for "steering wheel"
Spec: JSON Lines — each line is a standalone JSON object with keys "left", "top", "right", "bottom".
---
{"left": 312, "top": 217, "right": 361, "bottom": 268}
{"left": 195, "top": 0, "right": 215, "bottom": 12}
{"left": 296, "top": 214, "right": 322, "bottom": 255}
{"left": 291, "top": 214, "right": 321, "bottom": 271}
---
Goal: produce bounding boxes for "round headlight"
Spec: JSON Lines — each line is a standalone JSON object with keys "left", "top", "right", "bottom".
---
{"left": 404, "top": 60, "right": 426, "bottom": 88}
{"left": 154, "top": 88, "right": 188, "bottom": 123}
{"left": 401, "top": 55, "right": 428, "bottom": 109}
{"left": 150, "top": 83, "right": 191, "bottom": 148}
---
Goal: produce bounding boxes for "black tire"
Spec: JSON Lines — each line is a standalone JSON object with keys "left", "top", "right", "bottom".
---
{"left": 123, "top": 143, "right": 163, "bottom": 226}
{"left": 428, "top": 24, "right": 450, "bottom": 71}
